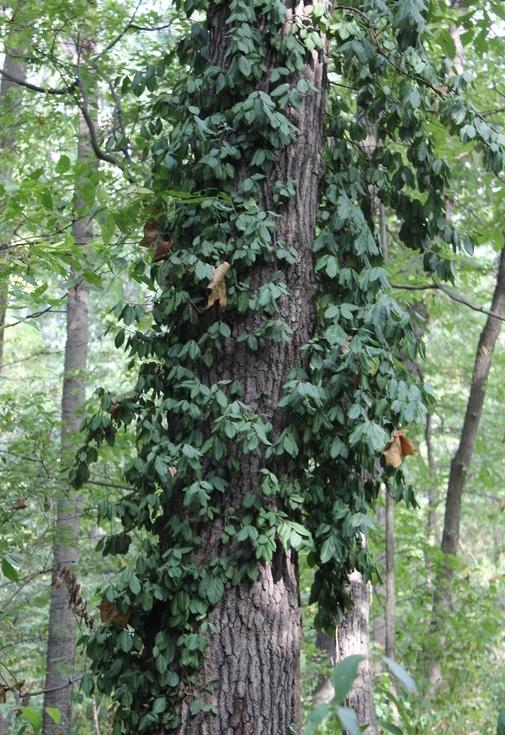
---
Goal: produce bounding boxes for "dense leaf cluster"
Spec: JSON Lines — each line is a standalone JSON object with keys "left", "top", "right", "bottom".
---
{"left": 70, "top": 0, "right": 504, "bottom": 731}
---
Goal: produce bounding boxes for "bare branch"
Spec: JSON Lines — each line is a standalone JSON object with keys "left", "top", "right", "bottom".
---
{"left": 0, "top": 68, "right": 77, "bottom": 95}
{"left": 391, "top": 280, "right": 505, "bottom": 323}
{"left": 76, "top": 77, "right": 122, "bottom": 167}
{"left": 129, "top": 21, "right": 172, "bottom": 31}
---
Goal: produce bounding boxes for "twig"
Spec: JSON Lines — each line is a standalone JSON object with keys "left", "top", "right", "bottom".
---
{"left": 3, "top": 305, "right": 55, "bottom": 329}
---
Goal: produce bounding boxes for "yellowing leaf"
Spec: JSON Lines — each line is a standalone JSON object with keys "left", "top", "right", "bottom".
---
{"left": 383, "top": 429, "right": 415, "bottom": 468}
{"left": 207, "top": 261, "right": 230, "bottom": 309}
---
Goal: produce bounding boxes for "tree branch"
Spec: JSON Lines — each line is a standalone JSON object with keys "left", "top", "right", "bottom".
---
{"left": 76, "top": 77, "right": 122, "bottom": 168}
{"left": 0, "top": 69, "right": 77, "bottom": 95}
{"left": 391, "top": 279, "right": 505, "bottom": 323}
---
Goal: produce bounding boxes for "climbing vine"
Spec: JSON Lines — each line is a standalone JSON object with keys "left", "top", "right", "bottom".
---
{"left": 71, "top": 0, "right": 504, "bottom": 732}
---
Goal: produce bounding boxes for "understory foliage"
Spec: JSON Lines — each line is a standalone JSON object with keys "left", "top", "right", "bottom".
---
{"left": 68, "top": 0, "right": 505, "bottom": 731}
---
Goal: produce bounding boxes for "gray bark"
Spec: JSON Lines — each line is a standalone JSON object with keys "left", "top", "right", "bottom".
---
{"left": 41, "top": 52, "right": 95, "bottom": 735}
{"left": 0, "top": 47, "right": 27, "bottom": 375}
{"left": 0, "top": 45, "right": 26, "bottom": 735}
{"left": 428, "top": 248, "right": 505, "bottom": 691}
{"left": 166, "top": 3, "right": 327, "bottom": 733}
{"left": 371, "top": 499, "right": 386, "bottom": 652}
{"left": 436, "top": 246, "right": 505, "bottom": 606}
{"left": 385, "top": 492, "right": 395, "bottom": 659}
{"left": 425, "top": 412, "right": 437, "bottom": 546}
{"left": 337, "top": 572, "right": 378, "bottom": 734}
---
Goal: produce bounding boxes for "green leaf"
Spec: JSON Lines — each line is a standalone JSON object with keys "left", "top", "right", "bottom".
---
{"left": 45, "top": 708, "right": 61, "bottom": 725}
{"left": 331, "top": 655, "right": 364, "bottom": 703}
{"left": 336, "top": 706, "right": 361, "bottom": 735}
{"left": 238, "top": 56, "right": 252, "bottom": 77}
{"left": 55, "top": 155, "right": 71, "bottom": 174}
{"left": 189, "top": 699, "right": 202, "bottom": 716}
{"left": 101, "top": 212, "right": 116, "bottom": 245}
{"left": 378, "top": 720, "right": 404, "bottom": 735}
{"left": 383, "top": 657, "right": 417, "bottom": 693}
{"left": 119, "top": 629, "right": 133, "bottom": 653}
{"left": 205, "top": 576, "right": 224, "bottom": 605}
{"left": 81, "top": 672, "right": 94, "bottom": 695}
{"left": 129, "top": 574, "right": 141, "bottom": 594}
{"left": 2, "top": 556, "right": 19, "bottom": 582}
{"left": 498, "top": 710, "right": 505, "bottom": 735}
{"left": 320, "top": 535, "right": 337, "bottom": 564}
{"left": 20, "top": 708, "right": 42, "bottom": 733}
{"left": 79, "top": 181, "right": 95, "bottom": 208}
{"left": 152, "top": 697, "right": 167, "bottom": 715}
{"left": 303, "top": 702, "right": 331, "bottom": 734}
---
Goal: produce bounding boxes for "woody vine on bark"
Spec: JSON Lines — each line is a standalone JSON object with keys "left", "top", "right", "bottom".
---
{"left": 71, "top": 1, "right": 505, "bottom": 733}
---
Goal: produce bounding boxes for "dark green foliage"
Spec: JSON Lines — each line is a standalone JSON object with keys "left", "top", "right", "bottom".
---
{"left": 69, "top": 0, "right": 504, "bottom": 731}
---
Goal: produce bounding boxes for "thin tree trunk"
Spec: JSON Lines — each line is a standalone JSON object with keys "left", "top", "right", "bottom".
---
{"left": 371, "top": 499, "right": 386, "bottom": 652}
{"left": 41, "top": 51, "right": 95, "bottom": 735}
{"left": 170, "top": 3, "right": 327, "bottom": 733}
{"left": 337, "top": 571, "right": 378, "bottom": 734}
{"left": 426, "top": 248, "right": 505, "bottom": 696}
{"left": 91, "top": 696, "right": 101, "bottom": 735}
{"left": 312, "top": 630, "right": 336, "bottom": 706}
{"left": 0, "top": 44, "right": 26, "bottom": 735}
{"left": 436, "top": 246, "right": 505, "bottom": 609}
{"left": 0, "top": 47, "right": 27, "bottom": 374}
{"left": 425, "top": 412, "right": 437, "bottom": 546}
{"left": 331, "top": 122, "right": 382, "bottom": 734}
{"left": 385, "top": 491, "right": 395, "bottom": 659}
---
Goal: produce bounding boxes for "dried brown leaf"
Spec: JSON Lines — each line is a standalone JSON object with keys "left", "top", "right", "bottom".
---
{"left": 207, "top": 262, "right": 230, "bottom": 309}
{"left": 140, "top": 220, "right": 159, "bottom": 248}
{"left": 99, "top": 600, "right": 129, "bottom": 628}
{"left": 383, "top": 429, "right": 415, "bottom": 468}
{"left": 152, "top": 240, "right": 172, "bottom": 262}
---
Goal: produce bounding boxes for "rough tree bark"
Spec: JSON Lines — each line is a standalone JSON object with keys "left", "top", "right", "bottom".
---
{"left": 436, "top": 245, "right": 505, "bottom": 609}
{"left": 170, "top": 3, "right": 327, "bottom": 733}
{"left": 0, "top": 46, "right": 26, "bottom": 374}
{"left": 41, "top": 46, "right": 95, "bottom": 735}
{"left": 337, "top": 571, "right": 378, "bottom": 733}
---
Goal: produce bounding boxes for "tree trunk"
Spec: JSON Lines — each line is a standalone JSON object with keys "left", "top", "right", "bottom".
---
{"left": 371, "top": 499, "right": 386, "bottom": 652}
{"left": 337, "top": 571, "right": 378, "bottom": 734}
{"left": 171, "top": 4, "right": 327, "bottom": 733}
{"left": 436, "top": 246, "right": 505, "bottom": 608}
{"left": 0, "top": 44, "right": 27, "bottom": 735}
{"left": 385, "top": 491, "right": 395, "bottom": 659}
{"left": 312, "top": 630, "right": 336, "bottom": 706}
{"left": 0, "top": 47, "right": 27, "bottom": 374}
{"left": 425, "top": 412, "right": 437, "bottom": 546}
{"left": 41, "top": 68, "right": 95, "bottom": 735}
{"left": 426, "top": 248, "right": 505, "bottom": 695}
{"left": 332, "top": 123, "right": 383, "bottom": 733}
